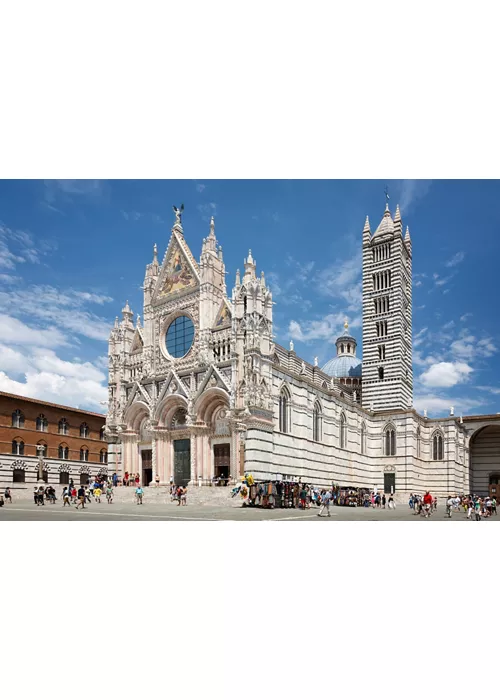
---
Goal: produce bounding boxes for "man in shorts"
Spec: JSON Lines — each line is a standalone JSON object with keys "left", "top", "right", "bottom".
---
{"left": 317, "top": 489, "right": 332, "bottom": 517}
{"left": 75, "top": 485, "right": 86, "bottom": 509}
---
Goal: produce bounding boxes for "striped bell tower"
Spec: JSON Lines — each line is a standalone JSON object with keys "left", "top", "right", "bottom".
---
{"left": 361, "top": 202, "right": 413, "bottom": 411}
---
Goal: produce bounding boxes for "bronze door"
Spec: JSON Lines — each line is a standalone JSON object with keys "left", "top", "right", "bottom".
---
{"left": 174, "top": 439, "right": 191, "bottom": 487}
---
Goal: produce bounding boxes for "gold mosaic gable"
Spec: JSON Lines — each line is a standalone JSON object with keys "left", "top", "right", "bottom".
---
{"left": 158, "top": 240, "right": 197, "bottom": 297}
{"left": 214, "top": 299, "right": 232, "bottom": 328}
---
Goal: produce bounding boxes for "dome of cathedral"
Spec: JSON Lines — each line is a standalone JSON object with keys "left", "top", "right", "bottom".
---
{"left": 321, "top": 320, "right": 362, "bottom": 378}
{"left": 321, "top": 354, "right": 362, "bottom": 378}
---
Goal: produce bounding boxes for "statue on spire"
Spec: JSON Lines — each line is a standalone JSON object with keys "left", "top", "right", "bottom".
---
{"left": 172, "top": 203, "right": 184, "bottom": 225}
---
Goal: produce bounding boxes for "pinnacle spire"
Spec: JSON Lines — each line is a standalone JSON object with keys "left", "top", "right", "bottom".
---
{"left": 405, "top": 225, "right": 411, "bottom": 241}
{"left": 394, "top": 204, "right": 401, "bottom": 222}
{"left": 363, "top": 215, "right": 371, "bottom": 233}
{"left": 153, "top": 243, "right": 158, "bottom": 263}
{"left": 208, "top": 215, "right": 216, "bottom": 239}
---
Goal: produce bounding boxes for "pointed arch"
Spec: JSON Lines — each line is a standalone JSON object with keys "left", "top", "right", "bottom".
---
{"left": 360, "top": 421, "right": 367, "bottom": 454}
{"left": 313, "top": 400, "right": 322, "bottom": 442}
{"left": 340, "top": 412, "right": 347, "bottom": 449}
{"left": 432, "top": 429, "right": 444, "bottom": 461}
{"left": 279, "top": 384, "right": 291, "bottom": 434}
{"left": 383, "top": 423, "right": 396, "bottom": 456}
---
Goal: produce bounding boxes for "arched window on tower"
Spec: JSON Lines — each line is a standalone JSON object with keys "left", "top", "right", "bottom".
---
{"left": 80, "top": 446, "right": 89, "bottom": 462}
{"left": 59, "top": 418, "right": 69, "bottom": 435}
{"left": 360, "top": 422, "right": 366, "bottom": 455}
{"left": 384, "top": 426, "right": 396, "bottom": 456}
{"left": 313, "top": 401, "right": 322, "bottom": 442}
{"left": 340, "top": 413, "right": 347, "bottom": 449}
{"left": 432, "top": 431, "right": 444, "bottom": 460}
{"left": 279, "top": 387, "right": 291, "bottom": 434}
{"left": 80, "top": 423, "right": 89, "bottom": 438}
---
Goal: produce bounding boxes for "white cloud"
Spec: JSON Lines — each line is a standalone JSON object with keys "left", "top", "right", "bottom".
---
{"left": 44, "top": 179, "right": 103, "bottom": 202}
{"left": 288, "top": 312, "right": 361, "bottom": 343}
{"left": 414, "top": 280, "right": 422, "bottom": 287}
{"left": 413, "top": 393, "right": 483, "bottom": 416}
{"left": 0, "top": 315, "right": 69, "bottom": 348}
{"left": 398, "top": 179, "right": 432, "bottom": 214}
{"left": 420, "top": 361, "right": 473, "bottom": 388}
{"left": 0, "top": 223, "right": 40, "bottom": 269}
{"left": 0, "top": 369, "right": 107, "bottom": 412}
{"left": 196, "top": 184, "right": 206, "bottom": 193}
{"left": 413, "top": 327, "right": 428, "bottom": 347}
{"left": 450, "top": 335, "right": 496, "bottom": 361}
{"left": 445, "top": 251, "right": 465, "bottom": 267}
{"left": 197, "top": 202, "right": 217, "bottom": 221}
{"left": 0, "top": 286, "right": 113, "bottom": 341}
{"left": 460, "top": 312, "right": 472, "bottom": 322}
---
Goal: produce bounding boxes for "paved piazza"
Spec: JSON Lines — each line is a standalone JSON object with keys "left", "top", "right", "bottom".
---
{"left": 0, "top": 501, "right": 495, "bottom": 521}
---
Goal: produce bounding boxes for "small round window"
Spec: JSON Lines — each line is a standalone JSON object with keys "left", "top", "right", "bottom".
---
{"left": 166, "top": 315, "right": 194, "bottom": 358}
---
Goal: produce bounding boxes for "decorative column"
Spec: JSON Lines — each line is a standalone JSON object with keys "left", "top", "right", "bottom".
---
{"left": 150, "top": 422, "right": 158, "bottom": 486}
{"left": 190, "top": 433, "right": 198, "bottom": 485}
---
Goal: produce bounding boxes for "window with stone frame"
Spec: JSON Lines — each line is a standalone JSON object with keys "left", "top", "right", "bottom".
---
{"left": 12, "top": 409, "right": 24, "bottom": 428}
{"left": 36, "top": 414, "right": 48, "bottom": 432}
{"left": 432, "top": 431, "right": 444, "bottom": 461}
{"left": 313, "top": 401, "right": 322, "bottom": 442}
{"left": 12, "top": 438, "right": 24, "bottom": 456}
{"left": 384, "top": 427, "right": 396, "bottom": 456}
{"left": 279, "top": 387, "right": 291, "bottom": 434}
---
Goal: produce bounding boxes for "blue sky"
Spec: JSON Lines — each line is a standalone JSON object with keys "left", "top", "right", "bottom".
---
{"left": 0, "top": 179, "right": 499, "bottom": 417}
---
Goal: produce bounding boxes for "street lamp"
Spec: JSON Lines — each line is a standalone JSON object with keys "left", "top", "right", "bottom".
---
{"left": 36, "top": 444, "right": 46, "bottom": 483}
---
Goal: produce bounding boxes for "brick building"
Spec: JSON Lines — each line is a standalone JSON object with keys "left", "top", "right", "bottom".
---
{"left": 0, "top": 391, "right": 108, "bottom": 488}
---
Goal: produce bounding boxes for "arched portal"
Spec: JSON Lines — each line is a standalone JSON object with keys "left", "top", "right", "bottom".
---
{"left": 469, "top": 425, "right": 500, "bottom": 496}
{"left": 194, "top": 387, "right": 231, "bottom": 484}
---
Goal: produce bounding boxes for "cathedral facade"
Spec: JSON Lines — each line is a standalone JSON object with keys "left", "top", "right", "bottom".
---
{"left": 105, "top": 205, "right": 500, "bottom": 497}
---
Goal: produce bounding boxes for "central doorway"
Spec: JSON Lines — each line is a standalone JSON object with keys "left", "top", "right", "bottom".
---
{"left": 214, "top": 443, "right": 230, "bottom": 485}
{"left": 384, "top": 472, "right": 396, "bottom": 494}
{"left": 142, "top": 449, "right": 152, "bottom": 486}
{"left": 174, "top": 439, "right": 191, "bottom": 487}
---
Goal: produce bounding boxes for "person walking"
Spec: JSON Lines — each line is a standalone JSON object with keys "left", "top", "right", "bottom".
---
{"left": 423, "top": 491, "right": 433, "bottom": 518}
{"left": 62, "top": 488, "right": 71, "bottom": 507}
{"left": 75, "top": 485, "right": 86, "bottom": 509}
{"left": 180, "top": 486, "right": 187, "bottom": 506}
{"left": 4, "top": 487, "right": 12, "bottom": 504}
{"left": 94, "top": 485, "right": 102, "bottom": 503}
{"left": 382, "top": 494, "right": 386, "bottom": 509}
{"left": 106, "top": 485, "right": 113, "bottom": 504}
{"left": 155, "top": 473, "right": 160, "bottom": 488}
{"left": 135, "top": 485, "right": 144, "bottom": 505}
{"left": 317, "top": 489, "right": 332, "bottom": 517}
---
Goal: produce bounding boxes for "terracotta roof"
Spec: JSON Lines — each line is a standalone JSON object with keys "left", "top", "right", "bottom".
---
{"left": 0, "top": 391, "right": 105, "bottom": 418}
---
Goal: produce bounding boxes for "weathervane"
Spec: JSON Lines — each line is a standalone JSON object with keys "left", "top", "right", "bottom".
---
{"left": 173, "top": 203, "right": 184, "bottom": 224}
{"left": 384, "top": 185, "right": 390, "bottom": 202}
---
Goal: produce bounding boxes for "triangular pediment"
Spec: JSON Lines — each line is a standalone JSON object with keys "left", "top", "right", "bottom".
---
{"left": 153, "top": 231, "right": 200, "bottom": 303}
{"left": 130, "top": 328, "right": 144, "bottom": 354}
{"left": 194, "top": 365, "right": 230, "bottom": 400}
{"left": 124, "top": 382, "right": 151, "bottom": 413}
{"left": 213, "top": 299, "right": 232, "bottom": 329}
{"left": 156, "top": 369, "right": 189, "bottom": 404}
